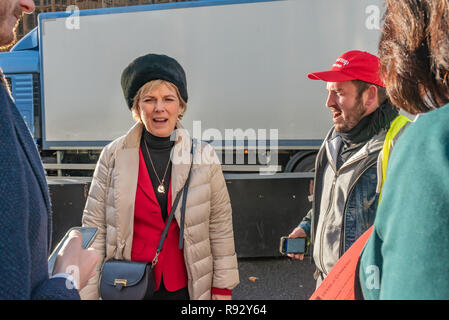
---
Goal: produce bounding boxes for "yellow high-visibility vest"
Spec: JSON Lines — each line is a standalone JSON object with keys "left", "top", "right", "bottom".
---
{"left": 378, "top": 114, "right": 411, "bottom": 202}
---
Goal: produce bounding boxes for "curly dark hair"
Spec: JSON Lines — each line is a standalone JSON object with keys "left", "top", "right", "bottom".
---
{"left": 379, "top": 0, "right": 449, "bottom": 114}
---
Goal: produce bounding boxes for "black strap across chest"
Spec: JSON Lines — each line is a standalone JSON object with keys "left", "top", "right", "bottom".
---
{"left": 155, "top": 139, "right": 196, "bottom": 260}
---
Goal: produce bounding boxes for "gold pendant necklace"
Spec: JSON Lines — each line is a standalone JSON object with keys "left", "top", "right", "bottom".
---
{"left": 143, "top": 140, "right": 171, "bottom": 194}
{"left": 157, "top": 184, "right": 165, "bottom": 194}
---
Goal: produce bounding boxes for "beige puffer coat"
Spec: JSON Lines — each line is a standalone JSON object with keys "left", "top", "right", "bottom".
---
{"left": 80, "top": 122, "right": 239, "bottom": 300}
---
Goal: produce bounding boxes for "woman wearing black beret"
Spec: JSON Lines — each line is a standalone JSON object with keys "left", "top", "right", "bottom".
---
{"left": 80, "top": 53, "right": 239, "bottom": 300}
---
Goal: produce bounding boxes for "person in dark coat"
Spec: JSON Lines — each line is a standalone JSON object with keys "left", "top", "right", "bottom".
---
{"left": 0, "top": 0, "right": 98, "bottom": 299}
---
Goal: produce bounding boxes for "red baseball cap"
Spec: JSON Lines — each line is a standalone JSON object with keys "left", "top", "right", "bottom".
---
{"left": 307, "top": 50, "right": 385, "bottom": 87}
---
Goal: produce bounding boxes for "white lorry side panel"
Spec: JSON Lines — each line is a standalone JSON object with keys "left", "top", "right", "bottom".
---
{"left": 39, "top": 0, "right": 382, "bottom": 149}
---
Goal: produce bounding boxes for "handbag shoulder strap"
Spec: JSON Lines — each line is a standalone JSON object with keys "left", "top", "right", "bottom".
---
{"left": 152, "top": 139, "right": 196, "bottom": 266}
{"left": 178, "top": 139, "right": 197, "bottom": 249}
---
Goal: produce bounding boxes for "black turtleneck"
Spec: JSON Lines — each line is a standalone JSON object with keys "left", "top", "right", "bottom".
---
{"left": 140, "top": 128, "right": 175, "bottom": 221}
{"left": 336, "top": 101, "right": 399, "bottom": 170}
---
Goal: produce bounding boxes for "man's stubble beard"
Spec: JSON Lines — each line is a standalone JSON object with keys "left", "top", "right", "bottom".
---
{"left": 334, "top": 96, "right": 367, "bottom": 133}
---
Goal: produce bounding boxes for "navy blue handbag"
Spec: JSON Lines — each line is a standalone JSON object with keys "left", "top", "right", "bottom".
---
{"left": 100, "top": 260, "right": 154, "bottom": 300}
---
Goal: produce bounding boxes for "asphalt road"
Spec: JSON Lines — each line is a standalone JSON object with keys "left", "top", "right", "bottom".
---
{"left": 232, "top": 257, "right": 316, "bottom": 300}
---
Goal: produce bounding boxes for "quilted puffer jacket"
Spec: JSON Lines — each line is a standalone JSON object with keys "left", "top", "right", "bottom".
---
{"left": 79, "top": 122, "right": 239, "bottom": 300}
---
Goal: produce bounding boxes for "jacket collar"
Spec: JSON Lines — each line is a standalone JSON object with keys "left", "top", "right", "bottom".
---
{"left": 170, "top": 123, "right": 193, "bottom": 198}
{"left": 122, "top": 121, "right": 144, "bottom": 149}
{"left": 325, "top": 127, "right": 386, "bottom": 173}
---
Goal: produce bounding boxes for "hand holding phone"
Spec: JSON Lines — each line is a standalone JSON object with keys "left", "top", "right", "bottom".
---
{"left": 280, "top": 237, "right": 307, "bottom": 254}
{"left": 48, "top": 227, "right": 100, "bottom": 291}
{"left": 282, "top": 226, "right": 308, "bottom": 260}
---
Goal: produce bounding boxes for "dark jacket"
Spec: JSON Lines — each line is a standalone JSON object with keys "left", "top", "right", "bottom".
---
{"left": 0, "top": 74, "right": 79, "bottom": 299}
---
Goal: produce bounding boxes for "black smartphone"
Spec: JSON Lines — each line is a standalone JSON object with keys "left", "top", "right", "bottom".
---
{"left": 279, "top": 236, "right": 306, "bottom": 255}
{"left": 48, "top": 227, "right": 99, "bottom": 276}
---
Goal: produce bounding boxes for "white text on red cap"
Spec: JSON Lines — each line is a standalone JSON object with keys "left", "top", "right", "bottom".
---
{"left": 332, "top": 58, "right": 349, "bottom": 68}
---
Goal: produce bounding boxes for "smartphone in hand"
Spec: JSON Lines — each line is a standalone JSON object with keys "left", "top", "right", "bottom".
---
{"left": 279, "top": 236, "right": 307, "bottom": 255}
{"left": 48, "top": 227, "right": 98, "bottom": 276}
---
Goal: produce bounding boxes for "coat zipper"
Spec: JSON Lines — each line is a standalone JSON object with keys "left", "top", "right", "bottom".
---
{"left": 318, "top": 174, "right": 337, "bottom": 275}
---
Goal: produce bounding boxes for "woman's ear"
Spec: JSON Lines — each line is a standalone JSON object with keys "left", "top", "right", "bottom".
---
{"left": 178, "top": 107, "right": 185, "bottom": 120}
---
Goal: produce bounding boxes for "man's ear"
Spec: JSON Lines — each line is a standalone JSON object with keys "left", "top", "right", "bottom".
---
{"left": 363, "top": 85, "right": 379, "bottom": 114}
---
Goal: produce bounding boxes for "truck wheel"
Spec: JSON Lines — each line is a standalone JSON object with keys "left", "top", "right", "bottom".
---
{"left": 293, "top": 153, "right": 316, "bottom": 172}
{"left": 285, "top": 152, "right": 317, "bottom": 173}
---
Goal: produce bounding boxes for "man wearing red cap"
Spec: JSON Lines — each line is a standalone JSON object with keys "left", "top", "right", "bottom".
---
{"left": 287, "top": 50, "right": 409, "bottom": 287}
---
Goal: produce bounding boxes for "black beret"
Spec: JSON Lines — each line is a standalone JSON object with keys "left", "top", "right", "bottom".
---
{"left": 121, "top": 53, "right": 188, "bottom": 109}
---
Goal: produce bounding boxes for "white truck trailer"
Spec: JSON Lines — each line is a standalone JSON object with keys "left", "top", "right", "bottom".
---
{"left": 1, "top": 0, "right": 382, "bottom": 174}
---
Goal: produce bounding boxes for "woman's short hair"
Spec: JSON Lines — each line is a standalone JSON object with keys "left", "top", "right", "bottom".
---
{"left": 131, "top": 80, "right": 187, "bottom": 122}
{"left": 379, "top": 0, "right": 449, "bottom": 114}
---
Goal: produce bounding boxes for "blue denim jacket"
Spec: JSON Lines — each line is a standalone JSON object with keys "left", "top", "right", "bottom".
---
{"left": 342, "top": 167, "right": 379, "bottom": 252}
